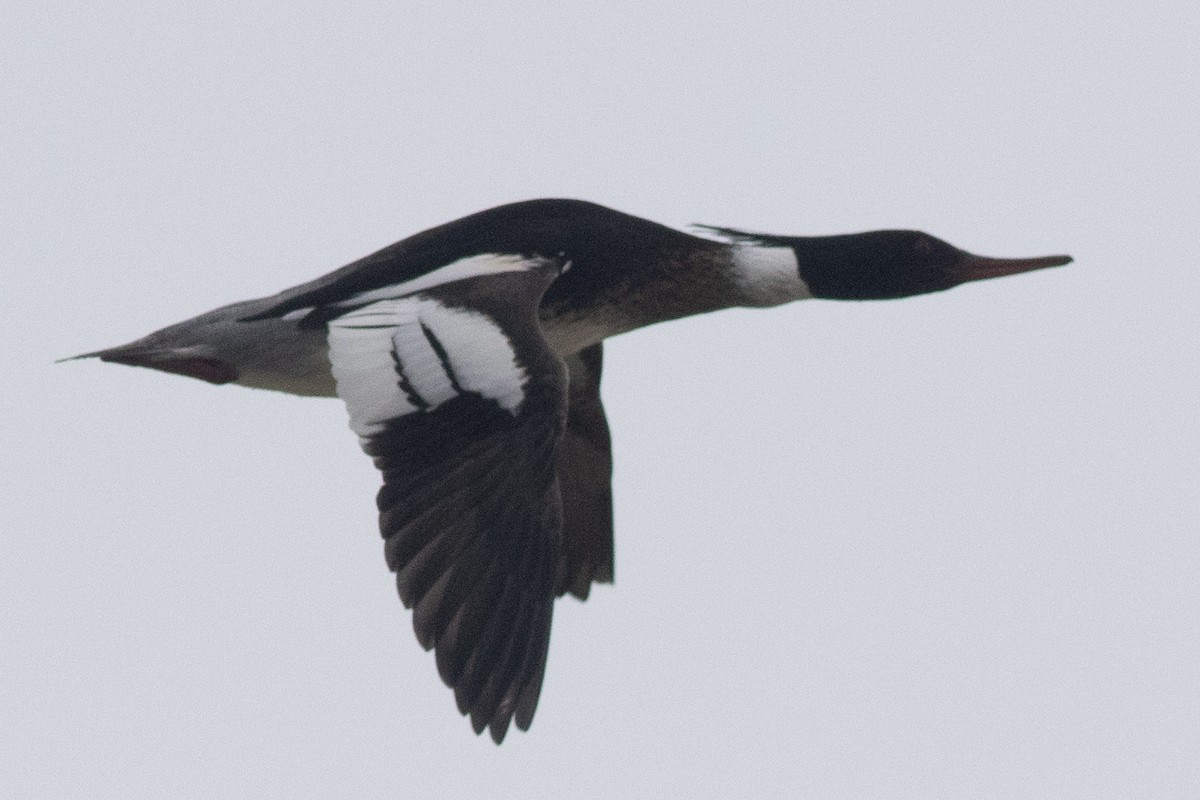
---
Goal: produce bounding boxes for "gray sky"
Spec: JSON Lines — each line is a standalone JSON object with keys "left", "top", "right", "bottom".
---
{"left": 4, "top": 2, "right": 1198, "bottom": 797}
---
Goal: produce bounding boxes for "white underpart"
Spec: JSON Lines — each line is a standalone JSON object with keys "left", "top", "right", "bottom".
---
{"left": 730, "top": 244, "right": 811, "bottom": 307}
{"left": 540, "top": 306, "right": 627, "bottom": 357}
{"left": 338, "top": 253, "right": 538, "bottom": 307}
{"left": 327, "top": 297, "right": 527, "bottom": 438}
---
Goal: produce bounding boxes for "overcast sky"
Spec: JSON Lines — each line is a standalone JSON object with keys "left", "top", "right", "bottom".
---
{"left": 4, "top": 2, "right": 1198, "bottom": 797}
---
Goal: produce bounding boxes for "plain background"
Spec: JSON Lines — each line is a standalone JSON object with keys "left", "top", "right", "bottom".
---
{"left": 4, "top": 2, "right": 1198, "bottom": 797}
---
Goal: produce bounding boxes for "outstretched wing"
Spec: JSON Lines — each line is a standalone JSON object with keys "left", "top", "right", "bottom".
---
{"left": 324, "top": 258, "right": 568, "bottom": 743}
{"left": 556, "top": 344, "right": 614, "bottom": 600}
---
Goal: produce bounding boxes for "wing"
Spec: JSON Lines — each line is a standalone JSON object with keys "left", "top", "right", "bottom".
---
{"left": 325, "top": 258, "right": 567, "bottom": 743}
{"left": 556, "top": 344, "right": 614, "bottom": 600}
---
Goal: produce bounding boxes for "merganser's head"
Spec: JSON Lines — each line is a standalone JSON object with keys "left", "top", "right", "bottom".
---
{"left": 707, "top": 225, "right": 1071, "bottom": 301}
{"left": 794, "top": 230, "right": 1071, "bottom": 300}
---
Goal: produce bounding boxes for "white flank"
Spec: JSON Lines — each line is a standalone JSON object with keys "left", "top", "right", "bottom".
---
{"left": 340, "top": 253, "right": 540, "bottom": 307}
{"left": 327, "top": 296, "right": 527, "bottom": 438}
{"left": 730, "top": 244, "right": 811, "bottom": 307}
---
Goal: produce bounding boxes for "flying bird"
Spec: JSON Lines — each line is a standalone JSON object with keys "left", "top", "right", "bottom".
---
{"left": 75, "top": 199, "right": 1071, "bottom": 742}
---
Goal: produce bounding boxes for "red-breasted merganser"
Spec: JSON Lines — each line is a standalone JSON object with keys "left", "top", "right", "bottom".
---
{"left": 74, "top": 199, "right": 1071, "bottom": 742}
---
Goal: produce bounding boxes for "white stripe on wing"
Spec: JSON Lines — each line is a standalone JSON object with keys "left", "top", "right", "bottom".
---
{"left": 340, "top": 253, "right": 539, "bottom": 307}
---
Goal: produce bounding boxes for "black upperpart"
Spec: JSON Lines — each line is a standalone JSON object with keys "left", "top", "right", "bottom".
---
{"left": 246, "top": 199, "right": 724, "bottom": 322}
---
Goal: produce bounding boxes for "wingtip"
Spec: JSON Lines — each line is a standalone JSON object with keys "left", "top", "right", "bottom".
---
{"left": 489, "top": 715, "right": 512, "bottom": 744}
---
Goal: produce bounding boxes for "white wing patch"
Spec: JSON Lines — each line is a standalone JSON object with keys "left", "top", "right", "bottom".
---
{"left": 339, "top": 253, "right": 538, "bottom": 308}
{"left": 328, "top": 297, "right": 528, "bottom": 438}
{"left": 327, "top": 300, "right": 422, "bottom": 436}
{"left": 418, "top": 302, "right": 527, "bottom": 412}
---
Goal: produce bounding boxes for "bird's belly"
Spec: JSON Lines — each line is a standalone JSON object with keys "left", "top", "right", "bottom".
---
{"left": 233, "top": 325, "right": 338, "bottom": 398}
{"left": 539, "top": 305, "right": 629, "bottom": 357}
